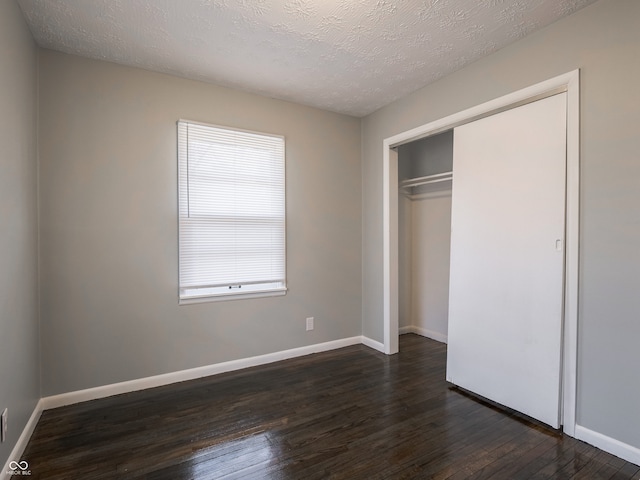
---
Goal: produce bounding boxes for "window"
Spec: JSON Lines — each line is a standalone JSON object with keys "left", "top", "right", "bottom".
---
{"left": 178, "top": 120, "right": 286, "bottom": 303}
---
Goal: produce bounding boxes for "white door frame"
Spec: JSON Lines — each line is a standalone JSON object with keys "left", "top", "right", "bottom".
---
{"left": 382, "top": 70, "right": 580, "bottom": 436}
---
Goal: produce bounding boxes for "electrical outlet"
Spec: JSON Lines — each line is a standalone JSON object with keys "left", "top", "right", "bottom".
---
{"left": 1, "top": 408, "right": 7, "bottom": 442}
{"left": 306, "top": 317, "right": 314, "bottom": 331}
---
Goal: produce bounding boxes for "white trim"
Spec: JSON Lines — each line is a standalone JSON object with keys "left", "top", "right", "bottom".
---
{"left": 0, "top": 336, "right": 384, "bottom": 469}
{"left": 382, "top": 146, "right": 399, "bottom": 354}
{"left": 177, "top": 118, "right": 285, "bottom": 141}
{"left": 382, "top": 70, "right": 580, "bottom": 437}
{"left": 1, "top": 400, "right": 43, "bottom": 480}
{"left": 575, "top": 425, "right": 640, "bottom": 466}
{"left": 179, "top": 288, "right": 287, "bottom": 305}
{"left": 562, "top": 70, "right": 580, "bottom": 438}
{"left": 361, "top": 335, "right": 385, "bottom": 353}
{"left": 42, "top": 336, "right": 369, "bottom": 410}
{"left": 400, "top": 326, "right": 448, "bottom": 344}
{"left": 6, "top": 356, "right": 638, "bottom": 476}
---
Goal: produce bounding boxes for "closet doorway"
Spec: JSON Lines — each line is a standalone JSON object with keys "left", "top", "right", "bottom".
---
{"left": 381, "top": 70, "right": 580, "bottom": 436}
{"left": 398, "top": 131, "right": 453, "bottom": 345}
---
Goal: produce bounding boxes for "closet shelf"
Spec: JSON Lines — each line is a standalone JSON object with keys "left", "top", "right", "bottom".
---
{"left": 400, "top": 171, "right": 453, "bottom": 189}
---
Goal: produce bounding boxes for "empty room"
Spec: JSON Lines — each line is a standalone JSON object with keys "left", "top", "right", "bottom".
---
{"left": 2, "top": 0, "right": 640, "bottom": 478}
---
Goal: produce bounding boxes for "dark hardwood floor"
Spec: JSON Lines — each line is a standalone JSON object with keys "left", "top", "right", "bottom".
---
{"left": 21, "top": 334, "right": 640, "bottom": 479}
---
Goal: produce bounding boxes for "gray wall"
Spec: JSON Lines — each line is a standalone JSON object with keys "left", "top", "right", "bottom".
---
{"left": 398, "top": 130, "right": 454, "bottom": 180}
{"left": 38, "top": 50, "right": 362, "bottom": 396}
{"left": 6, "top": 0, "right": 639, "bottom": 461}
{"left": 0, "top": 0, "right": 40, "bottom": 468}
{"left": 409, "top": 193, "right": 451, "bottom": 341}
{"left": 362, "top": 0, "right": 640, "bottom": 449}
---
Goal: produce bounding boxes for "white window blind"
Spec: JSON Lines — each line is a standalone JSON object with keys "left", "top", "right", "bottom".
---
{"left": 178, "top": 120, "right": 286, "bottom": 302}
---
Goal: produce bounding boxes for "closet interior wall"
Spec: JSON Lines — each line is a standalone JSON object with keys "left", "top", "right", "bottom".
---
{"left": 398, "top": 131, "right": 454, "bottom": 344}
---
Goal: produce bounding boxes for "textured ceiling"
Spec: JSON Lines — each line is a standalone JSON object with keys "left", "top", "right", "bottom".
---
{"left": 17, "top": 0, "right": 597, "bottom": 117}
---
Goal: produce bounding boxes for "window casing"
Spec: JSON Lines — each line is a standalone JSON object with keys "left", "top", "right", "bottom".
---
{"left": 178, "top": 120, "right": 286, "bottom": 303}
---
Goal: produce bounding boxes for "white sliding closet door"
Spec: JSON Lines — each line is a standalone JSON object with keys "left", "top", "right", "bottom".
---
{"left": 446, "top": 93, "right": 567, "bottom": 428}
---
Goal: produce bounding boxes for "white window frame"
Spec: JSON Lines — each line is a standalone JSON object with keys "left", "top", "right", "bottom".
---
{"left": 177, "top": 119, "right": 287, "bottom": 304}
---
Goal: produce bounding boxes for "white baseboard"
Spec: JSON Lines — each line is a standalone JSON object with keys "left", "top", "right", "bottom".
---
{"left": 1, "top": 399, "right": 43, "bottom": 480}
{"left": 42, "top": 336, "right": 366, "bottom": 410}
{"left": 5, "top": 335, "right": 384, "bottom": 469}
{"left": 399, "top": 325, "right": 448, "bottom": 344}
{"left": 14, "top": 343, "right": 640, "bottom": 474}
{"left": 361, "top": 335, "right": 385, "bottom": 353}
{"left": 575, "top": 424, "right": 640, "bottom": 466}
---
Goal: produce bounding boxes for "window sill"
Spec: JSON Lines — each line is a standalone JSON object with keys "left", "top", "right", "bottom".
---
{"left": 179, "top": 288, "right": 287, "bottom": 305}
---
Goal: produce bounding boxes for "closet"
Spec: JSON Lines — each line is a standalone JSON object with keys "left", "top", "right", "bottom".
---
{"left": 398, "top": 131, "right": 453, "bottom": 345}
{"left": 396, "top": 92, "right": 569, "bottom": 429}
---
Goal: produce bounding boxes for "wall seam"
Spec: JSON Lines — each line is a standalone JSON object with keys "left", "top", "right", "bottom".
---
{"left": 35, "top": 46, "right": 42, "bottom": 399}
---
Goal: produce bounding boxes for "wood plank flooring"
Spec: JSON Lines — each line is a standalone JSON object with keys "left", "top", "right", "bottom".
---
{"left": 21, "top": 334, "right": 640, "bottom": 479}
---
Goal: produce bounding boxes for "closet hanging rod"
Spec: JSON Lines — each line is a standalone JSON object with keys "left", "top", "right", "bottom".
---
{"left": 400, "top": 171, "right": 453, "bottom": 188}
